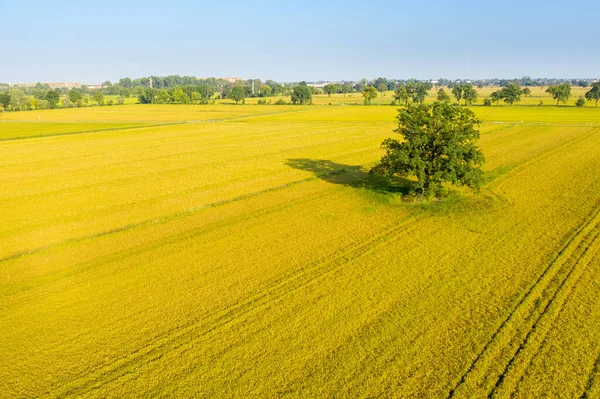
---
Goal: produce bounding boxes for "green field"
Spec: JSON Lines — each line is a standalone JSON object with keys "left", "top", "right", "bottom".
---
{"left": 1, "top": 102, "right": 600, "bottom": 398}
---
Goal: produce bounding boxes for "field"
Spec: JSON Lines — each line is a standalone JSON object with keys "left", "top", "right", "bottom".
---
{"left": 1, "top": 101, "right": 600, "bottom": 398}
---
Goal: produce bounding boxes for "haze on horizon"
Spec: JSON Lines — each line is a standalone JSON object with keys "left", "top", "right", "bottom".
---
{"left": 2, "top": 0, "right": 599, "bottom": 84}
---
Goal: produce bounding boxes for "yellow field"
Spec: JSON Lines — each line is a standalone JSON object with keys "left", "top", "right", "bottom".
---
{"left": 1, "top": 103, "right": 600, "bottom": 397}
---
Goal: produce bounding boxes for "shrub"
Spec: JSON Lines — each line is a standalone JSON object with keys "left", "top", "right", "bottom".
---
{"left": 575, "top": 96, "right": 585, "bottom": 107}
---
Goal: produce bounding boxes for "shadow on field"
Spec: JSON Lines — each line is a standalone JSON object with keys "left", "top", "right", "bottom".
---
{"left": 286, "top": 158, "right": 413, "bottom": 195}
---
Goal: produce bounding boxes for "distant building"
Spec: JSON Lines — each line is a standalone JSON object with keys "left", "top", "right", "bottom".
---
{"left": 86, "top": 84, "right": 104, "bottom": 90}
{"left": 307, "top": 82, "right": 330, "bottom": 89}
{"left": 8, "top": 82, "right": 81, "bottom": 90}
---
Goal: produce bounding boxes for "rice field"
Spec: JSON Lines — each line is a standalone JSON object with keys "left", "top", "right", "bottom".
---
{"left": 1, "top": 102, "right": 599, "bottom": 398}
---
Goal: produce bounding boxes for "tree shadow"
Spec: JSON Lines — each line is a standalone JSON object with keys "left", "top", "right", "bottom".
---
{"left": 286, "top": 158, "right": 413, "bottom": 195}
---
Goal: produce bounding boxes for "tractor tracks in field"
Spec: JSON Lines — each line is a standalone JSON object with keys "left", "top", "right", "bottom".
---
{"left": 580, "top": 352, "right": 600, "bottom": 399}
{"left": 46, "top": 214, "right": 428, "bottom": 398}
{"left": 447, "top": 204, "right": 600, "bottom": 399}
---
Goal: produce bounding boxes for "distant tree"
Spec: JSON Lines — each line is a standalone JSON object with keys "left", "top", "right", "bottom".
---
{"left": 9, "top": 89, "right": 29, "bottom": 111}
{"left": 68, "top": 89, "right": 82, "bottom": 103}
{"left": 155, "top": 89, "right": 171, "bottom": 104}
{"left": 341, "top": 83, "right": 354, "bottom": 97}
{"left": 477, "top": 83, "right": 484, "bottom": 89}
{"left": 546, "top": 83, "right": 571, "bottom": 106}
{"left": 437, "top": 88, "right": 451, "bottom": 102}
{"left": 121, "top": 88, "right": 131, "bottom": 98}
{"left": 92, "top": 91, "right": 105, "bottom": 106}
{"left": 101, "top": 81, "right": 112, "bottom": 88}
{"left": 229, "top": 86, "right": 245, "bottom": 104}
{"left": 0, "top": 92, "right": 10, "bottom": 110}
{"left": 575, "top": 96, "right": 586, "bottom": 107}
{"left": 291, "top": 84, "right": 312, "bottom": 105}
{"left": 499, "top": 83, "right": 523, "bottom": 106}
{"left": 45, "top": 90, "right": 60, "bottom": 109}
{"left": 585, "top": 82, "right": 600, "bottom": 107}
{"left": 393, "top": 84, "right": 410, "bottom": 106}
{"left": 323, "top": 84, "right": 337, "bottom": 97}
{"left": 172, "top": 88, "right": 189, "bottom": 104}
{"left": 451, "top": 85, "right": 463, "bottom": 104}
{"left": 259, "top": 85, "right": 272, "bottom": 97}
{"left": 462, "top": 84, "right": 478, "bottom": 106}
{"left": 413, "top": 82, "right": 433, "bottom": 104}
{"left": 119, "top": 77, "right": 133, "bottom": 89}
{"left": 377, "top": 83, "right": 388, "bottom": 95}
{"left": 370, "top": 101, "right": 485, "bottom": 195}
{"left": 522, "top": 87, "right": 531, "bottom": 97}
{"left": 490, "top": 91, "right": 502, "bottom": 106}
{"left": 361, "top": 85, "right": 378, "bottom": 105}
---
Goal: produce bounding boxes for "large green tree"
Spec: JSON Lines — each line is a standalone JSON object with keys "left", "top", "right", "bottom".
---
{"left": 546, "top": 83, "right": 571, "bottom": 106}
{"left": 585, "top": 82, "right": 600, "bottom": 107}
{"left": 370, "top": 101, "right": 485, "bottom": 194}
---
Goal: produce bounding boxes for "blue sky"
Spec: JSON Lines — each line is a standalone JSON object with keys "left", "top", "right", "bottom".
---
{"left": 2, "top": 0, "right": 599, "bottom": 83}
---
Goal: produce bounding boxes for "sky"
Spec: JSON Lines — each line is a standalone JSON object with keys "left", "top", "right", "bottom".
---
{"left": 2, "top": 0, "right": 599, "bottom": 83}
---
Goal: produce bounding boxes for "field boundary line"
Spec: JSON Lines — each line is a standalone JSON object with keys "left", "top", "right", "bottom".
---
{"left": 447, "top": 203, "right": 600, "bottom": 398}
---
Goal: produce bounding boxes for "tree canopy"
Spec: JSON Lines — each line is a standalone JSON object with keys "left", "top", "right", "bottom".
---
{"left": 229, "top": 86, "right": 245, "bottom": 104}
{"left": 361, "top": 86, "right": 378, "bottom": 105}
{"left": 546, "top": 83, "right": 571, "bottom": 106}
{"left": 370, "top": 101, "right": 485, "bottom": 195}
{"left": 585, "top": 82, "right": 600, "bottom": 107}
{"left": 291, "top": 84, "right": 312, "bottom": 105}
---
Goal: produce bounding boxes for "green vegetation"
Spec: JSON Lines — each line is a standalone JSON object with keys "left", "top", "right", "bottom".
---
{"left": 371, "top": 102, "right": 485, "bottom": 194}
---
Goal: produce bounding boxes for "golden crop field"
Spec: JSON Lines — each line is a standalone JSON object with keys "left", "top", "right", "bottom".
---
{"left": 1, "top": 102, "right": 600, "bottom": 398}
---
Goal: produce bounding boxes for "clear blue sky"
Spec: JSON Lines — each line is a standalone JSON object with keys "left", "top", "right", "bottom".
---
{"left": 2, "top": 0, "right": 599, "bottom": 83}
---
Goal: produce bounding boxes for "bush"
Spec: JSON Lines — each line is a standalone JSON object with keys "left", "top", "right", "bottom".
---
{"left": 274, "top": 99, "right": 288, "bottom": 105}
{"left": 575, "top": 96, "right": 585, "bottom": 107}
{"left": 538, "top": 100, "right": 544, "bottom": 107}
{"left": 483, "top": 98, "right": 492, "bottom": 106}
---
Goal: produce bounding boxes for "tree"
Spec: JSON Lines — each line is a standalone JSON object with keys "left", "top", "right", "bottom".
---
{"left": 393, "top": 84, "right": 410, "bottom": 106}
{"left": 413, "top": 82, "right": 433, "bottom": 104}
{"left": 499, "top": 83, "right": 523, "bottom": 106}
{"left": 370, "top": 101, "right": 485, "bottom": 195}
{"left": 490, "top": 91, "right": 502, "bottom": 106}
{"left": 0, "top": 92, "right": 10, "bottom": 110}
{"left": 585, "top": 82, "right": 600, "bottom": 107}
{"left": 229, "top": 86, "right": 245, "bottom": 104}
{"left": 361, "top": 85, "right": 378, "bottom": 105}
{"left": 451, "top": 85, "right": 463, "bottom": 104}
{"left": 575, "top": 96, "right": 586, "bottom": 107}
{"left": 546, "top": 83, "right": 571, "bottom": 106}
{"left": 462, "top": 84, "right": 478, "bottom": 106}
{"left": 92, "top": 91, "right": 105, "bottom": 106}
{"left": 437, "top": 88, "right": 451, "bottom": 102}
{"left": 69, "top": 89, "right": 82, "bottom": 104}
{"left": 291, "top": 84, "right": 312, "bottom": 105}
{"left": 377, "top": 83, "right": 387, "bottom": 95}
{"left": 259, "top": 85, "right": 272, "bottom": 97}
{"left": 45, "top": 90, "right": 60, "bottom": 109}
{"left": 523, "top": 87, "right": 531, "bottom": 97}
{"left": 9, "top": 89, "right": 29, "bottom": 111}
{"left": 172, "top": 88, "right": 189, "bottom": 104}
{"left": 323, "top": 84, "right": 337, "bottom": 97}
